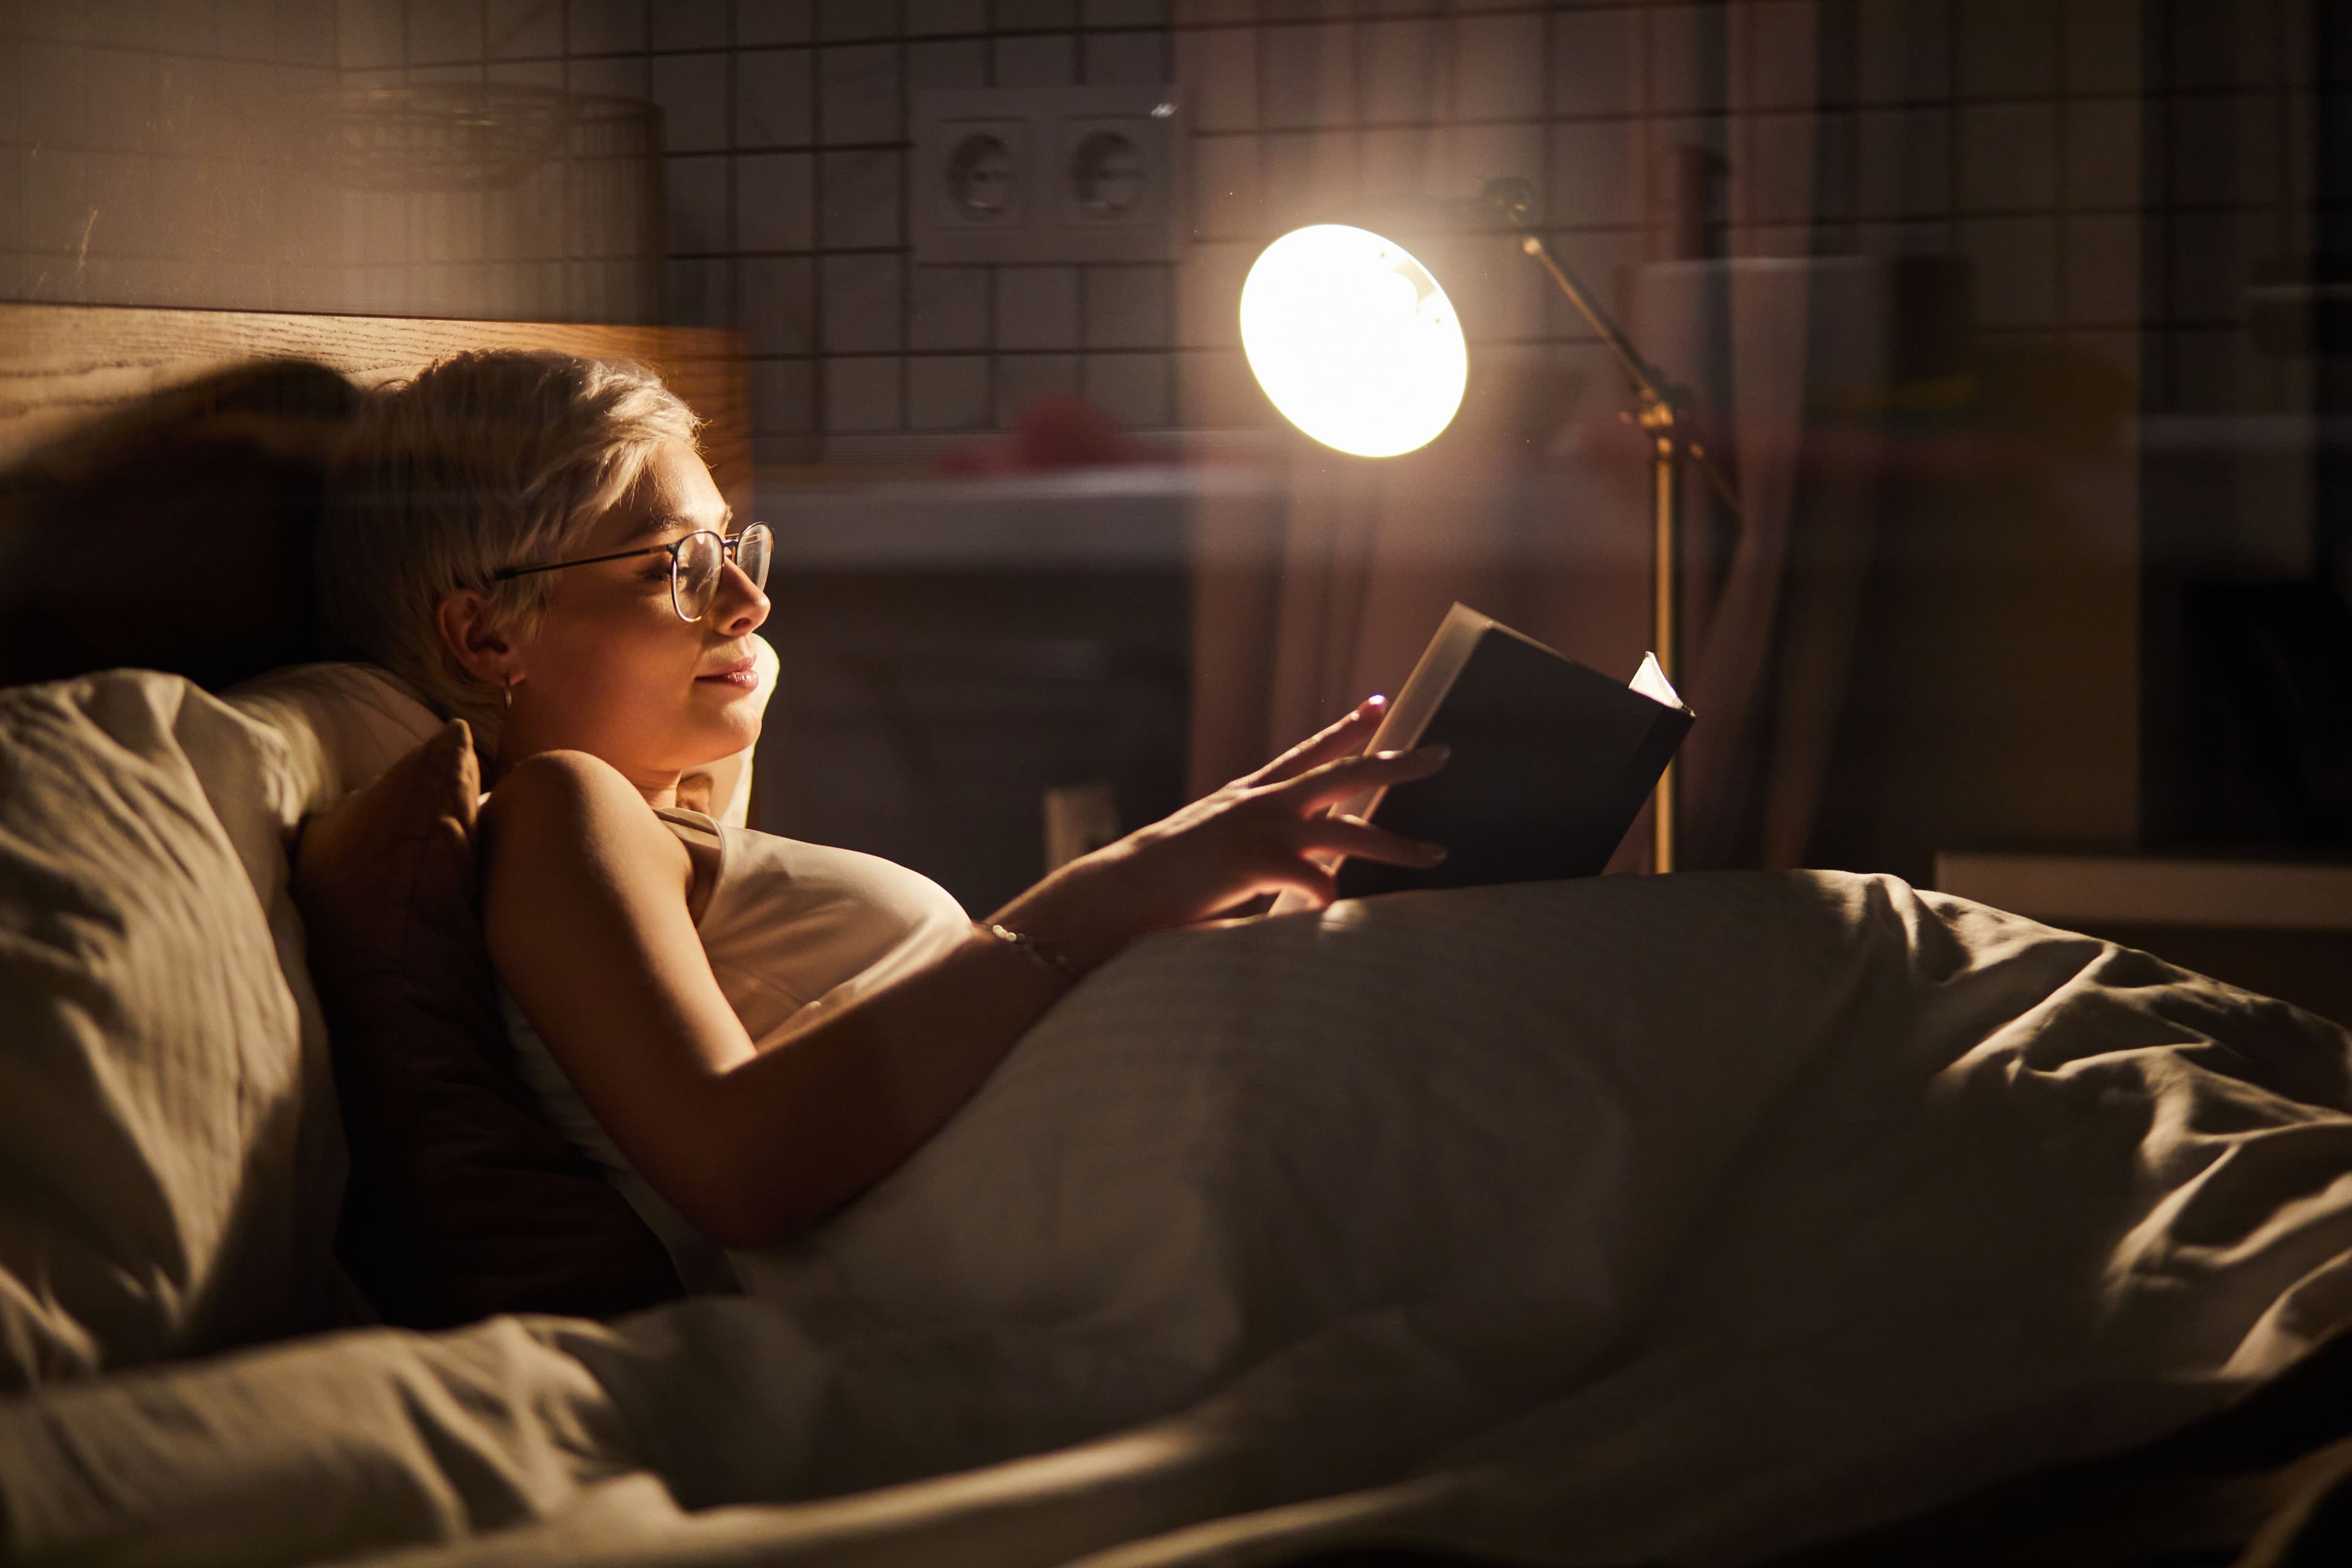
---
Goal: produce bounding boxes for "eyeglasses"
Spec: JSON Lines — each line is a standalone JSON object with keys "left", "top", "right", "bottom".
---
{"left": 493, "top": 523, "right": 774, "bottom": 623}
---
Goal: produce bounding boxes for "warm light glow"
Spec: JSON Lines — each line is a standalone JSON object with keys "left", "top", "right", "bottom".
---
{"left": 1238, "top": 224, "right": 1469, "bottom": 459}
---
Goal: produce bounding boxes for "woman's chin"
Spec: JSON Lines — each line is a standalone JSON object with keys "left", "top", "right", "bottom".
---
{"left": 687, "top": 706, "right": 763, "bottom": 762}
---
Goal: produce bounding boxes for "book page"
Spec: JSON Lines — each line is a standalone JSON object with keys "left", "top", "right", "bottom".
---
{"left": 1332, "top": 603, "right": 1491, "bottom": 820}
{"left": 1360, "top": 604, "right": 1491, "bottom": 747}
{"left": 1629, "top": 652, "right": 1687, "bottom": 712}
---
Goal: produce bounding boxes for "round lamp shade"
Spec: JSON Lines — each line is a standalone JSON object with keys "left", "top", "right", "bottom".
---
{"left": 1238, "top": 224, "right": 1469, "bottom": 459}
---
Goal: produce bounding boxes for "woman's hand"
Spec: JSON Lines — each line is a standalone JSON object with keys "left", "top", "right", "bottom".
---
{"left": 990, "top": 696, "right": 1448, "bottom": 973}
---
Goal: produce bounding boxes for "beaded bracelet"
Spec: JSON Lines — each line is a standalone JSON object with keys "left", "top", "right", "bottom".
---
{"left": 976, "top": 921, "right": 1083, "bottom": 984}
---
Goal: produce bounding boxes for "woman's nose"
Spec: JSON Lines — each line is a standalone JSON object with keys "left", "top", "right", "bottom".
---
{"left": 710, "top": 558, "right": 770, "bottom": 636}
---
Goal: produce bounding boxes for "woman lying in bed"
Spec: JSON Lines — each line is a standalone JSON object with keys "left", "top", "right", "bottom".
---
{"left": 317, "top": 349, "right": 1449, "bottom": 1279}
{"left": 304, "top": 350, "right": 2352, "bottom": 1566}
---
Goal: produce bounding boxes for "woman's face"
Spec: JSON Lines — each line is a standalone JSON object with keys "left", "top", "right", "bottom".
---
{"left": 503, "top": 439, "right": 771, "bottom": 789}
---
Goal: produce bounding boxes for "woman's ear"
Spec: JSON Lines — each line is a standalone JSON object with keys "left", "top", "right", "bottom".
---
{"left": 435, "top": 590, "right": 521, "bottom": 688}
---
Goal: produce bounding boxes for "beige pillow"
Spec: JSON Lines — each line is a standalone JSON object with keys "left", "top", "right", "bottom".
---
{"left": 224, "top": 660, "right": 442, "bottom": 821}
{"left": 0, "top": 671, "right": 346, "bottom": 1389}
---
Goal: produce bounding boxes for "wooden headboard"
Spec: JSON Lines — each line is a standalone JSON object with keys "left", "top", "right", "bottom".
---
{"left": 0, "top": 303, "right": 750, "bottom": 690}
{"left": 0, "top": 303, "right": 750, "bottom": 510}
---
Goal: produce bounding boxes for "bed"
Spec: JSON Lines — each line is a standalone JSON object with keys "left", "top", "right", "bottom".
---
{"left": 5, "top": 302, "right": 2352, "bottom": 1568}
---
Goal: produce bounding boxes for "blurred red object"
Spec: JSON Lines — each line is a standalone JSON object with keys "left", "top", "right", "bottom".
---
{"left": 933, "top": 391, "right": 1157, "bottom": 475}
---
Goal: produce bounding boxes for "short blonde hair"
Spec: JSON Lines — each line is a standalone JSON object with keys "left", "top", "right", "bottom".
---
{"left": 318, "top": 350, "right": 699, "bottom": 750}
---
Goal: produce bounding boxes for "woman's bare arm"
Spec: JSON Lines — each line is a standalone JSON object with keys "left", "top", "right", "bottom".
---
{"left": 480, "top": 708, "right": 1447, "bottom": 1249}
{"left": 480, "top": 749, "right": 1074, "bottom": 1246}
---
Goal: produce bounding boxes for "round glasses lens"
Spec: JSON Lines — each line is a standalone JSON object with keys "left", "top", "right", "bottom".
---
{"left": 674, "top": 532, "right": 723, "bottom": 620}
{"left": 737, "top": 524, "right": 772, "bottom": 593}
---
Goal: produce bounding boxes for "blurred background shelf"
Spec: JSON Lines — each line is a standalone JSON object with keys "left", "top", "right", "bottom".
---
{"left": 752, "top": 469, "right": 1195, "bottom": 916}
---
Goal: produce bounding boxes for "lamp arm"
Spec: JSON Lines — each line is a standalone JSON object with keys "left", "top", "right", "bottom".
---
{"left": 1515, "top": 231, "right": 1745, "bottom": 532}
{"left": 1516, "top": 233, "right": 1670, "bottom": 412}
{"left": 1479, "top": 179, "right": 1744, "bottom": 877}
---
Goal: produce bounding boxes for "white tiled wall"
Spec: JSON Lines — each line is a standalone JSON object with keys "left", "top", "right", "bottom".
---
{"left": 633, "top": 0, "right": 1192, "bottom": 462}
{"left": 1, "top": 2, "right": 345, "bottom": 312}
{"left": 0, "top": 1, "right": 2321, "bottom": 443}
{"left": 1155, "top": 0, "right": 2298, "bottom": 439}
{"left": 0, "top": 0, "right": 665, "bottom": 322}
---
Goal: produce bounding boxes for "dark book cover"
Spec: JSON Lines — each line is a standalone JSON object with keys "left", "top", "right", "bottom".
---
{"left": 1327, "top": 606, "right": 1694, "bottom": 899}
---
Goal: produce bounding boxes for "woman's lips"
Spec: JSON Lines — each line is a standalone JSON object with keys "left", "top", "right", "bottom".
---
{"left": 695, "top": 663, "right": 760, "bottom": 690}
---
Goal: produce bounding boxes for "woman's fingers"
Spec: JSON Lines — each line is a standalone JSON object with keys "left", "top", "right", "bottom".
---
{"left": 1242, "top": 695, "right": 1387, "bottom": 788}
{"left": 1276, "top": 741, "right": 1449, "bottom": 812}
{"left": 1294, "top": 813, "right": 1446, "bottom": 868}
{"left": 1246, "top": 698, "right": 1382, "bottom": 787}
{"left": 1255, "top": 856, "right": 1340, "bottom": 910}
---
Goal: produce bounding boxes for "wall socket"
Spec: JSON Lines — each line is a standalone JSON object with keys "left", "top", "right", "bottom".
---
{"left": 913, "top": 86, "right": 1186, "bottom": 265}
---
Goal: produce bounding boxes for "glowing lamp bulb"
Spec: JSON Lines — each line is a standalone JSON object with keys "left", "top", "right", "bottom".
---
{"left": 1238, "top": 224, "right": 1468, "bottom": 459}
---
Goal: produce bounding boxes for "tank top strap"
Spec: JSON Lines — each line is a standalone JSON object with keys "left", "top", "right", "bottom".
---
{"left": 653, "top": 805, "right": 726, "bottom": 927}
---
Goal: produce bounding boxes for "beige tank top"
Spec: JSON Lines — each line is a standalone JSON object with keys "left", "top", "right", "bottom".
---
{"left": 503, "top": 809, "right": 971, "bottom": 1291}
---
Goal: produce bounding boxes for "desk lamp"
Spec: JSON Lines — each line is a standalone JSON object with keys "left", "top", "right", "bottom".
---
{"left": 1238, "top": 178, "right": 1740, "bottom": 873}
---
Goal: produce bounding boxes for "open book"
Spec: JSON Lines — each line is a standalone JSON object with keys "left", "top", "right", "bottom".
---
{"left": 1274, "top": 604, "right": 1694, "bottom": 912}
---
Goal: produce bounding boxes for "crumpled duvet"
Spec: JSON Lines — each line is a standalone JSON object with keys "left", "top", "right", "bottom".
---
{"left": 6, "top": 871, "right": 2352, "bottom": 1568}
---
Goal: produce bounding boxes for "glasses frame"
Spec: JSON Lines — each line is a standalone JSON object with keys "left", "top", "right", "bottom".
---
{"left": 492, "top": 522, "right": 772, "bottom": 624}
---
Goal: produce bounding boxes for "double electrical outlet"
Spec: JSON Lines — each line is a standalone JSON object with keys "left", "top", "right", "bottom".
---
{"left": 912, "top": 86, "right": 1186, "bottom": 264}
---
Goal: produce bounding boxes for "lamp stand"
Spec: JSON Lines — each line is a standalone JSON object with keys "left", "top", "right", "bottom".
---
{"left": 1510, "top": 222, "right": 1741, "bottom": 876}
{"left": 1640, "top": 392, "right": 1684, "bottom": 875}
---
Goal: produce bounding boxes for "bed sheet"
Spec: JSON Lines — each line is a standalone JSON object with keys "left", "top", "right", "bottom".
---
{"left": 7, "top": 871, "right": 2352, "bottom": 1568}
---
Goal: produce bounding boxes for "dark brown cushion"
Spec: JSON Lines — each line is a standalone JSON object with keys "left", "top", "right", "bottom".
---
{"left": 292, "top": 720, "right": 685, "bottom": 1327}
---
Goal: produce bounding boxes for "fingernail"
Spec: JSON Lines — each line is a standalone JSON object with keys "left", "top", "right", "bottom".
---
{"left": 1416, "top": 743, "right": 1450, "bottom": 762}
{"left": 1421, "top": 842, "right": 1448, "bottom": 862}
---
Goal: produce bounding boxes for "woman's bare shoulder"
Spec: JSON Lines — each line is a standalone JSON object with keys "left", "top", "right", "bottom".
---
{"left": 479, "top": 750, "right": 692, "bottom": 889}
